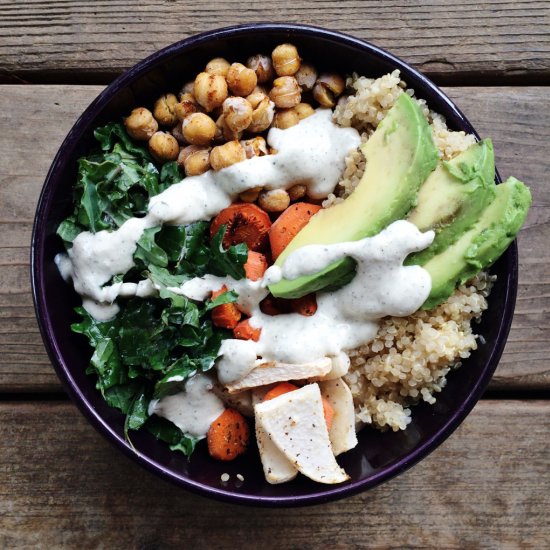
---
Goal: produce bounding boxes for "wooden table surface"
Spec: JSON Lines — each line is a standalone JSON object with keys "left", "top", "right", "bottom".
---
{"left": 1, "top": 2, "right": 549, "bottom": 548}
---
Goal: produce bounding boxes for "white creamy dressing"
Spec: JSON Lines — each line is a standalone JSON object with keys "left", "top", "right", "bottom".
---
{"left": 150, "top": 221, "right": 433, "bottom": 442}
{"left": 176, "top": 273, "right": 270, "bottom": 316}
{"left": 55, "top": 109, "right": 359, "bottom": 321}
{"left": 147, "top": 373, "right": 225, "bottom": 439}
{"left": 56, "top": 107, "right": 435, "bottom": 444}
{"left": 179, "top": 220, "right": 434, "bottom": 385}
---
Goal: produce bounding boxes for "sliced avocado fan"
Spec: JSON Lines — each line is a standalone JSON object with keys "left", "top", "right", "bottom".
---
{"left": 269, "top": 92, "right": 439, "bottom": 299}
{"left": 268, "top": 92, "right": 531, "bottom": 310}
{"left": 406, "top": 138, "right": 496, "bottom": 265}
{"left": 421, "top": 176, "right": 531, "bottom": 309}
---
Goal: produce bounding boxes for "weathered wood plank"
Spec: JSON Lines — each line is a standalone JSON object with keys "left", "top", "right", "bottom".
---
{"left": 0, "top": 85, "right": 548, "bottom": 391}
{"left": 444, "top": 87, "right": 550, "bottom": 390}
{"left": 0, "top": 400, "right": 547, "bottom": 547}
{"left": 0, "top": 1, "right": 548, "bottom": 83}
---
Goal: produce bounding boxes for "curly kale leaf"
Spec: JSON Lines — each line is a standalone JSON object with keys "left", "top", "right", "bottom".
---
{"left": 57, "top": 122, "right": 183, "bottom": 245}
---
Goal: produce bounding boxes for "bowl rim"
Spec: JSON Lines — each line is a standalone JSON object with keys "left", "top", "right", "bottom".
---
{"left": 31, "top": 22, "right": 518, "bottom": 507}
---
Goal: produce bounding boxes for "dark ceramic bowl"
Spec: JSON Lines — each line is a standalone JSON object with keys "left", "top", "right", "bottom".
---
{"left": 31, "top": 23, "right": 517, "bottom": 506}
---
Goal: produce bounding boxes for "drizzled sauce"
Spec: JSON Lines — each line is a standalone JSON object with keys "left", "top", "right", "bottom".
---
{"left": 177, "top": 220, "right": 434, "bottom": 384}
{"left": 56, "top": 108, "right": 434, "bottom": 441}
{"left": 151, "top": 222, "right": 433, "bottom": 438}
{"left": 56, "top": 109, "right": 360, "bottom": 321}
{"left": 148, "top": 373, "right": 224, "bottom": 438}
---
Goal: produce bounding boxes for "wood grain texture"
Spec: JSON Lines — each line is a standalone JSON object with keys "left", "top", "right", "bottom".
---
{"left": 444, "top": 88, "right": 550, "bottom": 391}
{"left": 0, "top": 85, "right": 548, "bottom": 392}
{"left": 0, "top": 400, "right": 547, "bottom": 548}
{"left": 0, "top": 1, "right": 549, "bottom": 83}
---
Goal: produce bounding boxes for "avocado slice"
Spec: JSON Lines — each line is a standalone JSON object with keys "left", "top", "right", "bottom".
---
{"left": 422, "top": 177, "right": 531, "bottom": 309}
{"left": 406, "top": 139, "right": 496, "bottom": 265}
{"left": 269, "top": 93, "right": 439, "bottom": 299}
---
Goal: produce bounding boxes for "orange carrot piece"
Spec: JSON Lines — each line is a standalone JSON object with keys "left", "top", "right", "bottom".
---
{"left": 290, "top": 293, "right": 318, "bottom": 316}
{"left": 210, "top": 203, "right": 272, "bottom": 251}
{"left": 268, "top": 202, "right": 322, "bottom": 260}
{"left": 212, "top": 286, "right": 228, "bottom": 299}
{"left": 259, "top": 295, "right": 291, "bottom": 316}
{"left": 244, "top": 251, "right": 268, "bottom": 281}
{"left": 211, "top": 285, "right": 241, "bottom": 329}
{"left": 263, "top": 382, "right": 299, "bottom": 401}
{"left": 263, "top": 382, "right": 334, "bottom": 431}
{"left": 322, "top": 398, "right": 334, "bottom": 432}
{"left": 207, "top": 408, "right": 250, "bottom": 461}
{"left": 233, "top": 319, "right": 262, "bottom": 341}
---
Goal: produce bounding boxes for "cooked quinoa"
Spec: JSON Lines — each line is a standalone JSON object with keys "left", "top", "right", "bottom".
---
{"left": 326, "top": 70, "right": 476, "bottom": 208}
{"left": 329, "top": 70, "right": 491, "bottom": 431}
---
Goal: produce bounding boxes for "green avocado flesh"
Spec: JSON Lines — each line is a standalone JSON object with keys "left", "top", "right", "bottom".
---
{"left": 269, "top": 93, "right": 439, "bottom": 299}
{"left": 406, "top": 139, "right": 496, "bottom": 265}
{"left": 421, "top": 177, "right": 531, "bottom": 309}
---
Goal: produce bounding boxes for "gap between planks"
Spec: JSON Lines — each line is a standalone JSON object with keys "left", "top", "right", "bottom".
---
{"left": 0, "top": 399, "right": 547, "bottom": 547}
{"left": 0, "top": 1, "right": 549, "bottom": 85}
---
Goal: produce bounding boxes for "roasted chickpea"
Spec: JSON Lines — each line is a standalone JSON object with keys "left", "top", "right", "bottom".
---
{"left": 205, "top": 57, "right": 231, "bottom": 77}
{"left": 269, "top": 76, "right": 301, "bottom": 109}
{"left": 222, "top": 97, "right": 253, "bottom": 133}
{"left": 246, "top": 54, "right": 274, "bottom": 84}
{"left": 273, "top": 108, "right": 299, "bottom": 129}
{"left": 226, "top": 63, "right": 257, "bottom": 97}
{"left": 313, "top": 73, "right": 345, "bottom": 107}
{"left": 246, "top": 87, "right": 268, "bottom": 109}
{"left": 153, "top": 93, "right": 178, "bottom": 126}
{"left": 181, "top": 112, "right": 216, "bottom": 145}
{"left": 248, "top": 97, "right": 275, "bottom": 133}
{"left": 124, "top": 107, "right": 158, "bottom": 141}
{"left": 258, "top": 189, "right": 290, "bottom": 212}
{"left": 208, "top": 106, "right": 223, "bottom": 126}
{"left": 178, "top": 145, "right": 211, "bottom": 176}
{"left": 288, "top": 184, "right": 307, "bottom": 201}
{"left": 240, "top": 136, "right": 268, "bottom": 159}
{"left": 295, "top": 62, "right": 318, "bottom": 91}
{"left": 148, "top": 131, "right": 179, "bottom": 162}
{"left": 239, "top": 186, "right": 262, "bottom": 203}
{"left": 175, "top": 92, "right": 199, "bottom": 121}
{"left": 213, "top": 115, "right": 225, "bottom": 142}
{"left": 272, "top": 43, "right": 301, "bottom": 76}
{"left": 210, "top": 140, "right": 246, "bottom": 171}
{"left": 194, "top": 72, "right": 228, "bottom": 112}
{"left": 177, "top": 145, "right": 198, "bottom": 165}
{"left": 294, "top": 102, "right": 315, "bottom": 120}
{"left": 181, "top": 91, "right": 197, "bottom": 103}
{"left": 224, "top": 125, "right": 242, "bottom": 141}
{"left": 215, "top": 114, "right": 242, "bottom": 141}
{"left": 180, "top": 81, "right": 195, "bottom": 95}
{"left": 171, "top": 122, "right": 186, "bottom": 144}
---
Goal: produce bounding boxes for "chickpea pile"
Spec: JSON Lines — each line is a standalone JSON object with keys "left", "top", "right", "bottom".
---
{"left": 124, "top": 43, "right": 346, "bottom": 212}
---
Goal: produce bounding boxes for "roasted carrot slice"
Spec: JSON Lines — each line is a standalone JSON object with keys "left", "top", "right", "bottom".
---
{"left": 210, "top": 203, "right": 272, "bottom": 251}
{"left": 233, "top": 319, "right": 262, "bottom": 341}
{"left": 259, "top": 295, "right": 291, "bottom": 316}
{"left": 290, "top": 293, "right": 318, "bottom": 316}
{"left": 263, "top": 382, "right": 299, "bottom": 401}
{"left": 207, "top": 408, "right": 250, "bottom": 461}
{"left": 268, "top": 202, "right": 322, "bottom": 260}
{"left": 322, "top": 399, "right": 334, "bottom": 432}
{"left": 244, "top": 251, "right": 268, "bottom": 281}
{"left": 211, "top": 285, "right": 241, "bottom": 329}
{"left": 264, "top": 382, "right": 334, "bottom": 431}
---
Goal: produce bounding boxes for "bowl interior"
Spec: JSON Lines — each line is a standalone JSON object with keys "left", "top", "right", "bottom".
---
{"left": 32, "top": 24, "right": 517, "bottom": 506}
